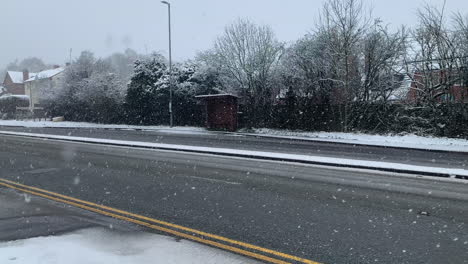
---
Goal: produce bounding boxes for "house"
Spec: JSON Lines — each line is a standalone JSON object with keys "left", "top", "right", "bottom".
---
{"left": 0, "top": 85, "right": 7, "bottom": 96}
{"left": 388, "top": 75, "right": 413, "bottom": 103}
{"left": 2, "top": 70, "right": 36, "bottom": 95}
{"left": 24, "top": 66, "right": 65, "bottom": 108}
{"left": 389, "top": 71, "right": 468, "bottom": 104}
{"left": 406, "top": 70, "right": 468, "bottom": 103}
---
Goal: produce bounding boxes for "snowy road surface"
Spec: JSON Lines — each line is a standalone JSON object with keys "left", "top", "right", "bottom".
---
{"left": 0, "top": 134, "right": 467, "bottom": 263}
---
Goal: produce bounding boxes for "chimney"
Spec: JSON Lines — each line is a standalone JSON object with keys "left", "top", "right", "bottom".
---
{"left": 53, "top": 65, "right": 60, "bottom": 69}
{"left": 22, "top": 69, "right": 29, "bottom": 82}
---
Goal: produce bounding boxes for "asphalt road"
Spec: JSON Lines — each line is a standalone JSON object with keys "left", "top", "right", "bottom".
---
{"left": 0, "top": 126, "right": 467, "bottom": 170}
{"left": 0, "top": 134, "right": 467, "bottom": 263}
{"left": 0, "top": 188, "right": 141, "bottom": 241}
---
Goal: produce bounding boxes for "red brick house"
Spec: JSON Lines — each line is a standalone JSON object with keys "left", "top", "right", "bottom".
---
{"left": 2, "top": 70, "right": 36, "bottom": 95}
{"left": 0, "top": 85, "right": 6, "bottom": 96}
{"left": 390, "top": 70, "right": 468, "bottom": 104}
{"left": 406, "top": 70, "right": 468, "bottom": 103}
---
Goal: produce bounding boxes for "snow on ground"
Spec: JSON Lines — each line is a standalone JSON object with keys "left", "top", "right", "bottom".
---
{"left": 246, "top": 128, "right": 468, "bottom": 152}
{"left": 0, "top": 120, "right": 208, "bottom": 134}
{"left": 0, "top": 227, "right": 259, "bottom": 264}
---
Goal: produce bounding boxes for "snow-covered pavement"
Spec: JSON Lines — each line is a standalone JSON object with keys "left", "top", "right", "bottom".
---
{"left": 0, "top": 120, "right": 207, "bottom": 134}
{"left": 243, "top": 128, "right": 468, "bottom": 152}
{"left": 0, "top": 227, "right": 258, "bottom": 264}
{"left": 0, "top": 120, "right": 206, "bottom": 131}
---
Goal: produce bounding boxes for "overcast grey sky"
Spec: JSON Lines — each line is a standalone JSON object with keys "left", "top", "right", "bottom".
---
{"left": 1, "top": 0, "right": 467, "bottom": 67}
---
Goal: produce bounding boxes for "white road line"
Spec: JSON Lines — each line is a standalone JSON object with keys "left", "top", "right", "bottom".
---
{"left": 187, "top": 176, "right": 242, "bottom": 185}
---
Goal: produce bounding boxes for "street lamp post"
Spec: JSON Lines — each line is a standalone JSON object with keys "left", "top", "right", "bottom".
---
{"left": 161, "top": 0, "right": 173, "bottom": 127}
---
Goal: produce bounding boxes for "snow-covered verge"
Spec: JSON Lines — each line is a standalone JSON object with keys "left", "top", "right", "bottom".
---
{"left": 0, "top": 120, "right": 208, "bottom": 134}
{"left": 0, "top": 227, "right": 259, "bottom": 264}
{"left": 243, "top": 128, "right": 468, "bottom": 152}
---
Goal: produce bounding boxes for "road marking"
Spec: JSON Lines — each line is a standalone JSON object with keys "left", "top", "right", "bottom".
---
{"left": 0, "top": 181, "right": 287, "bottom": 264}
{"left": 187, "top": 175, "right": 242, "bottom": 185}
{"left": 24, "top": 168, "right": 60, "bottom": 174}
{"left": 0, "top": 178, "right": 321, "bottom": 264}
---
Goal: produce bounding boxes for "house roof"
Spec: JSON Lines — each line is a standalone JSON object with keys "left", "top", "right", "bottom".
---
{"left": 25, "top": 68, "right": 64, "bottom": 82}
{"left": 195, "top": 93, "right": 239, "bottom": 98}
{"left": 6, "top": 71, "right": 37, "bottom": 84}
{"left": 388, "top": 75, "right": 412, "bottom": 101}
{"left": 0, "top": 94, "right": 29, "bottom": 101}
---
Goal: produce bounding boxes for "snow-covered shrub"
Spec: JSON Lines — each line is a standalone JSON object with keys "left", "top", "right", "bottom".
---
{"left": 125, "top": 56, "right": 219, "bottom": 126}
{"left": 45, "top": 51, "right": 127, "bottom": 123}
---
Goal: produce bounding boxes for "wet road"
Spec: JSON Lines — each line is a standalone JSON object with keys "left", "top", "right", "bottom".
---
{"left": 0, "top": 126, "right": 467, "bottom": 170}
{"left": 0, "top": 134, "right": 467, "bottom": 263}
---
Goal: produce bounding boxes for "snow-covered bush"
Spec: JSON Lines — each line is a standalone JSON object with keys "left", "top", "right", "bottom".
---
{"left": 125, "top": 55, "right": 220, "bottom": 126}
{"left": 45, "top": 51, "right": 127, "bottom": 123}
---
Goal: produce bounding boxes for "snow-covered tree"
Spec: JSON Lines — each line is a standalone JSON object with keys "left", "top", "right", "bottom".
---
{"left": 126, "top": 54, "right": 222, "bottom": 125}
{"left": 105, "top": 48, "right": 143, "bottom": 82}
{"left": 4, "top": 57, "right": 48, "bottom": 73}
{"left": 46, "top": 51, "right": 126, "bottom": 123}
{"left": 125, "top": 53, "right": 168, "bottom": 124}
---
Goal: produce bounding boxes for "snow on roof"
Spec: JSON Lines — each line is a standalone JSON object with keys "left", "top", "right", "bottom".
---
{"left": 25, "top": 68, "right": 64, "bottom": 82}
{"left": 6, "top": 71, "right": 37, "bottom": 84}
{"left": 0, "top": 94, "right": 30, "bottom": 100}
{"left": 195, "top": 93, "right": 239, "bottom": 98}
{"left": 388, "top": 75, "right": 413, "bottom": 101}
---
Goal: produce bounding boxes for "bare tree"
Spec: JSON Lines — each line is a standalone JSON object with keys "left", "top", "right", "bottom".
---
{"left": 318, "top": 0, "right": 370, "bottom": 102}
{"left": 316, "top": 0, "right": 370, "bottom": 131}
{"left": 361, "top": 22, "right": 408, "bottom": 102}
{"left": 405, "top": 2, "right": 463, "bottom": 104}
{"left": 204, "top": 19, "right": 283, "bottom": 126}
{"left": 453, "top": 12, "right": 468, "bottom": 93}
{"left": 279, "top": 31, "right": 341, "bottom": 103}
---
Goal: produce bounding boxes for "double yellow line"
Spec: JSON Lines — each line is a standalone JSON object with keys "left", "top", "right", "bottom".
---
{"left": 0, "top": 178, "right": 321, "bottom": 264}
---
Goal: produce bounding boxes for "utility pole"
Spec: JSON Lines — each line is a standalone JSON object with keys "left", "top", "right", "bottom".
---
{"left": 161, "top": 1, "right": 173, "bottom": 127}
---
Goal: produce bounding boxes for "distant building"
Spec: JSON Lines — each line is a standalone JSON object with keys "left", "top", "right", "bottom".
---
{"left": 0, "top": 85, "right": 7, "bottom": 96}
{"left": 390, "top": 71, "right": 468, "bottom": 104}
{"left": 407, "top": 70, "right": 467, "bottom": 103}
{"left": 387, "top": 74, "right": 413, "bottom": 103}
{"left": 2, "top": 70, "right": 37, "bottom": 95}
{"left": 24, "top": 66, "right": 65, "bottom": 108}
